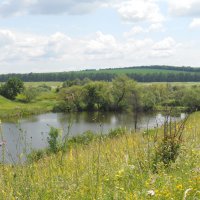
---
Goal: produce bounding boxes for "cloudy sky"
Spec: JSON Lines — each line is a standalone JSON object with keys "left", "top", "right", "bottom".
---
{"left": 0, "top": 0, "right": 200, "bottom": 73}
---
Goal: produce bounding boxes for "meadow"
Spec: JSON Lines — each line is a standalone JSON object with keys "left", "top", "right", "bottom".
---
{"left": 0, "top": 91, "right": 57, "bottom": 120}
{"left": 0, "top": 111, "right": 199, "bottom": 199}
{"left": 0, "top": 79, "right": 200, "bottom": 199}
{"left": 81, "top": 68, "right": 196, "bottom": 75}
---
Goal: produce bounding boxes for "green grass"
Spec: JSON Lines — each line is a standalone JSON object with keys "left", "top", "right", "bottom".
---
{"left": 80, "top": 68, "right": 198, "bottom": 75}
{"left": 141, "top": 82, "right": 200, "bottom": 87}
{"left": 0, "top": 112, "right": 199, "bottom": 199}
{"left": 24, "top": 82, "right": 62, "bottom": 88}
{"left": 0, "top": 91, "right": 58, "bottom": 120}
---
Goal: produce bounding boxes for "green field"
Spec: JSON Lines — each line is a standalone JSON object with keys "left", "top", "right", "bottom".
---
{"left": 24, "top": 82, "right": 62, "bottom": 87}
{"left": 0, "top": 91, "right": 57, "bottom": 120}
{"left": 141, "top": 82, "right": 200, "bottom": 86}
{"left": 80, "top": 68, "right": 197, "bottom": 75}
{"left": 1, "top": 66, "right": 200, "bottom": 82}
{"left": 0, "top": 111, "right": 199, "bottom": 199}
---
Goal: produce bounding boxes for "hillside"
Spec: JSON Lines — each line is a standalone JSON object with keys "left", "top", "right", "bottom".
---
{"left": 0, "top": 111, "right": 200, "bottom": 199}
{"left": 1, "top": 66, "right": 200, "bottom": 82}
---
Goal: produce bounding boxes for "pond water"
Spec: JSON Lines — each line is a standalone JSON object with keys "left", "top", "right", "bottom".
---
{"left": 0, "top": 112, "right": 186, "bottom": 163}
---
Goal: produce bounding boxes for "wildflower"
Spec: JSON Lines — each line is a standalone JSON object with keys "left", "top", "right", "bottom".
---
{"left": 147, "top": 190, "right": 155, "bottom": 196}
{"left": 176, "top": 184, "right": 183, "bottom": 190}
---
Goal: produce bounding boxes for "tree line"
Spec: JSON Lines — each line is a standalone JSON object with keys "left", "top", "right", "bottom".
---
{"left": 55, "top": 76, "right": 200, "bottom": 113}
{"left": 1, "top": 76, "right": 200, "bottom": 112}
{"left": 1, "top": 66, "right": 200, "bottom": 82}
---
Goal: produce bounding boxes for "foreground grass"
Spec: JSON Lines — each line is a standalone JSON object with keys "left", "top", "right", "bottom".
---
{"left": 0, "top": 113, "right": 200, "bottom": 199}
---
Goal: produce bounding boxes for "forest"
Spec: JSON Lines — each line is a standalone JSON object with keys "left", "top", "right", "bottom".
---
{"left": 1, "top": 65, "right": 200, "bottom": 82}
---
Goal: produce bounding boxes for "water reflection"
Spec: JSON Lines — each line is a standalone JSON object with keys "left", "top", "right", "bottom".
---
{"left": 0, "top": 111, "right": 185, "bottom": 163}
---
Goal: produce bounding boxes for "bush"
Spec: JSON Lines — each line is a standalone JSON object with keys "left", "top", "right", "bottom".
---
{"left": 22, "top": 87, "right": 39, "bottom": 102}
{"left": 153, "top": 112, "right": 189, "bottom": 171}
{"left": 47, "top": 127, "right": 62, "bottom": 153}
{"left": 0, "top": 78, "right": 24, "bottom": 100}
{"left": 27, "top": 149, "right": 45, "bottom": 162}
{"left": 108, "top": 127, "right": 126, "bottom": 138}
{"left": 68, "top": 131, "right": 95, "bottom": 146}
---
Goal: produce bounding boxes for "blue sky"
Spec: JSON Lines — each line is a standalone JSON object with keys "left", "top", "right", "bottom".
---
{"left": 0, "top": 0, "right": 200, "bottom": 73}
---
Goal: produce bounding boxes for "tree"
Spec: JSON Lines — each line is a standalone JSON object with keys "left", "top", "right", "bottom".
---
{"left": 56, "top": 85, "right": 86, "bottom": 112}
{"left": 0, "top": 78, "right": 24, "bottom": 100}
{"left": 112, "top": 75, "right": 137, "bottom": 111}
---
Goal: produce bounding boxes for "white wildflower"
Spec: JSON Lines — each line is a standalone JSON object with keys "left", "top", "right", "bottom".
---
{"left": 147, "top": 190, "right": 155, "bottom": 196}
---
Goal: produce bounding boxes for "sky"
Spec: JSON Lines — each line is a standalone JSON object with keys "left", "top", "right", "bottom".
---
{"left": 0, "top": 0, "right": 200, "bottom": 74}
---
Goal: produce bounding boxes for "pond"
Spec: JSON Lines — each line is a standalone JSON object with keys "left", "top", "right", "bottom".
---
{"left": 0, "top": 112, "right": 186, "bottom": 163}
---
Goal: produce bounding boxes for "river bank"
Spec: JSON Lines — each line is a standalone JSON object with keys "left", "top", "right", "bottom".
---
{"left": 0, "top": 111, "right": 199, "bottom": 199}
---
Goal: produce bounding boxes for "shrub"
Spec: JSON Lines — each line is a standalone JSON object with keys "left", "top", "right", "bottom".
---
{"left": 108, "top": 127, "right": 126, "bottom": 138}
{"left": 68, "top": 131, "right": 95, "bottom": 146}
{"left": 0, "top": 78, "right": 24, "bottom": 100}
{"left": 153, "top": 112, "right": 189, "bottom": 171}
{"left": 47, "top": 127, "right": 62, "bottom": 153}
{"left": 27, "top": 149, "right": 45, "bottom": 162}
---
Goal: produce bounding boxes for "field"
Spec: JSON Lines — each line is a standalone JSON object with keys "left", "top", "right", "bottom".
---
{"left": 80, "top": 68, "right": 197, "bottom": 75}
{"left": 1, "top": 66, "right": 200, "bottom": 83}
{"left": 24, "top": 82, "right": 62, "bottom": 88}
{"left": 142, "top": 82, "right": 200, "bottom": 86}
{"left": 0, "top": 111, "right": 199, "bottom": 199}
{"left": 0, "top": 91, "right": 57, "bottom": 120}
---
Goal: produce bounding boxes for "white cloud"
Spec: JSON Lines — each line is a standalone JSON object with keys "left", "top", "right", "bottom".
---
{"left": 123, "top": 26, "right": 145, "bottom": 37}
{"left": 84, "top": 32, "right": 118, "bottom": 57}
{"left": 124, "top": 23, "right": 164, "bottom": 38}
{"left": 114, "top": 0, "right": 164, "bottom": 23}
{"left": 151, "top": 37, "right": 180, "bottom": 57}
{"left": 0, "top": 0, "right": 107, "bottom": 17}
{"left": 0, "top": 0, "right": 165, "bottom": 25}
{"left": 190, "top": 18, "right": 200, "bottom": 28}
{"left": 148, "top": 23, "right": 165, "bottom": 32}
{"left": 0, "top": 29, "right": 15, "bottom": 47}
{"left": 169, "top": 0, "right": 200, "bottom": 17}
{"left": 0, "top": 28, "right": 194, "bottom": 73}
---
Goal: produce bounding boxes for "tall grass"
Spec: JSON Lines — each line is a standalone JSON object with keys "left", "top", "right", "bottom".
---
{"left": 0, "top": 113, "right": 200, "bottom": 199}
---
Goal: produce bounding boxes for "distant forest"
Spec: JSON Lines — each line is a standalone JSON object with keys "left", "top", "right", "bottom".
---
{"left": 1, "top": 65, "right": 200, "bottom": 82}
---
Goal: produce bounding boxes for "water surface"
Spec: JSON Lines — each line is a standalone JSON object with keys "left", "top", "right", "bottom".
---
{"left": 0, "top": 112, "right": 185, "bottom": 163}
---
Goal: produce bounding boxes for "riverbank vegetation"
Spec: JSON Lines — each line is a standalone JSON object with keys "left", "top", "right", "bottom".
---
{"left": 2, "top": 76, "right": 200, "bottom": 119}
{"left": 0, "top": 76, "right": 200, "bottom": 199}
{"left": 55, "top": 75, "right": 200, "bottom": 113}
{"left": 0, "top": 111, "right": 199, "bottom": 199}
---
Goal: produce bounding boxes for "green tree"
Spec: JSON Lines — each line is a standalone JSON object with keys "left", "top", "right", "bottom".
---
{"left": 57, "top": 85, "right": 86, "bottom": 112}
{"left": 84, "top": 82, "right": 100, "bottom": 111}
{"left": 0, "top": 77, "right": 24, "bottom": 100}
{"left": 112, "top": 75, "right": 137, "bottom": 111}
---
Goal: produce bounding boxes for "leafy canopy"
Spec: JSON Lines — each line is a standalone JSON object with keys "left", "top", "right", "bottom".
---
{"left": 0, "top": 77, "right": 24, "bottom": 100}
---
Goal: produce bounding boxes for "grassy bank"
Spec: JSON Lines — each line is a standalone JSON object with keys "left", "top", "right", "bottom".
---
{"left": 0, "top": 112, "right": 199, "bottom": 199}
{"left": 0, "top": 91, "right": 57, "bottom": 120}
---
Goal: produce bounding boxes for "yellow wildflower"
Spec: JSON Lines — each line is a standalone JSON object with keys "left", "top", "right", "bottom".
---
{"left": 176, "top": 184, "right": 183, "bottom": 190}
